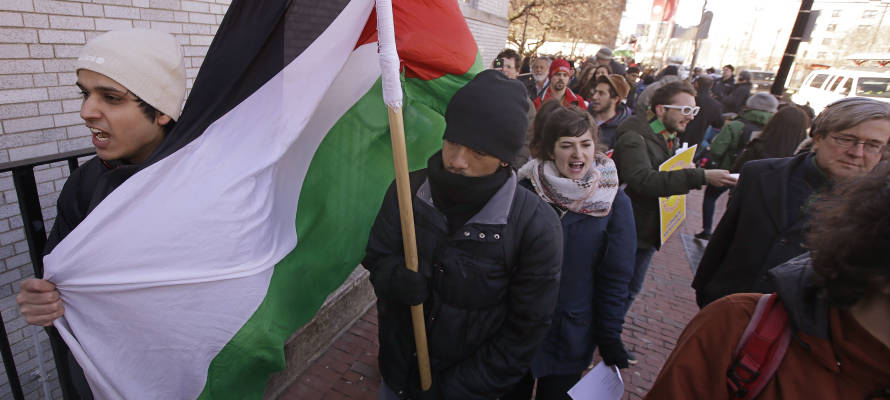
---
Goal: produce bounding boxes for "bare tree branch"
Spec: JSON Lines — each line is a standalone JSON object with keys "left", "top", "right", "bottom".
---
{"left": 508, "top": 0, "right": 627, "bottom": 57}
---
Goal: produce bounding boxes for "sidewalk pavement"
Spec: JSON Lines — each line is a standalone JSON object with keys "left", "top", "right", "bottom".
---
{"left": 281, "top": 188, "right": 727, "bottom": 399}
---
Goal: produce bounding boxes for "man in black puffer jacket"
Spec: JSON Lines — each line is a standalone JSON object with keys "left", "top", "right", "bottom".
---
{"left": 364, "top": 70, "right": 563, "bottom": 400}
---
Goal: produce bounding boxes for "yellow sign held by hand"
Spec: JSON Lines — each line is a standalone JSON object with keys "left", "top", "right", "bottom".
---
{"left": 658, "top": 145, "right": 698, "bottom": 245}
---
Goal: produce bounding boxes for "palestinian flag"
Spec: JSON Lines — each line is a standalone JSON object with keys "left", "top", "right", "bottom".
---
{"left": 43, "top": 0, "right": 481, "bottom": 398}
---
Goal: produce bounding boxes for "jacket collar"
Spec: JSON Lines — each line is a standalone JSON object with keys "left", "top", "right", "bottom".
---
{"left": 768, "top": 254, "right": 840, "bottom": 372}
{"left": 758, "top": 152, "right": 811, "bottom": 231}
{"left": 544, "top": 87, "right": 582, "bottom": 105}
{"left": 648, "top": 118, "right": 672, "bottom": 155}
{"left": 599, "top": 104, "right": 632, "bottom": 128}
{"left": 417, "top": 169, "right": 516, "bottom": 227}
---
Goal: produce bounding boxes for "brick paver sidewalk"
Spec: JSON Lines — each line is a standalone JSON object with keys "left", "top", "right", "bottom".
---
{"left": 281, "top": 189, "right": 726, "bottom": 399}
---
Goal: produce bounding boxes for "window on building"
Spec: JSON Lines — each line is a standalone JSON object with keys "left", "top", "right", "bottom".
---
{"left": 826, "top": 24, "right": 837, "bottom": 32}
{"left": 832, "top": 9, "right": 842, "bottom": 17}
{"left": 817, "top": 51, "right": 829, "bottom": 59}
{"left": 863, "top": 9, "right": 879, "bottom": 18}
{"left": 822, "top": 38, "right": 833, "bottom": 45}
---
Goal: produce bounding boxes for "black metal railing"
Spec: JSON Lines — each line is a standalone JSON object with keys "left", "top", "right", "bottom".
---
{"left": 0, "top": 148, "right": 94, "bottom": 400}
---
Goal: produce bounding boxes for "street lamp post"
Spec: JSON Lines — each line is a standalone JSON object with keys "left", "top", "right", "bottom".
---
{"left": 771, "top": 0, "right": 816, "bottom": 97}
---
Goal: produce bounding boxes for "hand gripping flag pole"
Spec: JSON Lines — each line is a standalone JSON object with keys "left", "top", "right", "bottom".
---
{"left": 376, "top": 0, "right": 433, "bottom": 391}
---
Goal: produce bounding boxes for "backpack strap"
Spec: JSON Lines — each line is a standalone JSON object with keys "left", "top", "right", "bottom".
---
{"left": 738, "top": 119, "right": 762, "bottom": 146}
{"left": 724, "top": 119, "right": 762, "bottom": 165}
{"left": 727, "top": 293, "right": 792, "bottom": 400}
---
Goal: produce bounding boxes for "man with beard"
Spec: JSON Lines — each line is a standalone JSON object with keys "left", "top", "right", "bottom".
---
{"left": 613, "top": 81, "right": 735, "bottom": 344}
{"left": 589, "top": 74, "right": 632, "bottom": 150}
{"left": 682, "top": 76, "right": 724, "bottom": 151}
{"left": 518, "top": 56, "right": 550, "bottom": 100}
{"left": 365, "top": 70, "right": 563, "bottom": 399}
{"left": 533, "top": 58, "right": 588, "bottom": 110}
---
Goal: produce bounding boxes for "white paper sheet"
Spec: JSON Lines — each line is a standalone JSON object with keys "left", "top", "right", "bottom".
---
{"left": 567, "top": 361, "right": 624, "bottom": 400}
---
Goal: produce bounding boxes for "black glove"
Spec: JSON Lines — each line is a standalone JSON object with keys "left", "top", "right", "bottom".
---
{"left": 599, "top": 340, "right": 630, "bottom": 369}
{"left": 392, "top": 266, "right": 429, "bottom": 306}
{"left": 417, "top": 383, "right": 443, "bottom": 400}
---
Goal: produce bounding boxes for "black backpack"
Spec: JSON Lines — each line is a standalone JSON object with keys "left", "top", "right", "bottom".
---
{"left": 699, "top": 119, "right": 762, "bottom": 170}
{"left": 725, "top": 118, "right": 763, "bottom": 167}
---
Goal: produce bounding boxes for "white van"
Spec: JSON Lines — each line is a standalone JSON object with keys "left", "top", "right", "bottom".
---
{"left": 791, "top": 69, "right": 890, "bottom": 114}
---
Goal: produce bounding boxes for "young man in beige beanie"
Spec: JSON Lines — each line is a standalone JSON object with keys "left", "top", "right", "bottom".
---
{"left": 16, "top": 28, "right": 186, "bottom": 398}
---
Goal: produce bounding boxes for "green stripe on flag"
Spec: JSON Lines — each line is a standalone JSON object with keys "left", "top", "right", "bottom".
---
{"left": 198, "top": 56, "right": 482, "bottom": 399}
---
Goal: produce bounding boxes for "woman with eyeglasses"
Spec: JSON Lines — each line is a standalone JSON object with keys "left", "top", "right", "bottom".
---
{"left": 649, "top": 163, "right": 890, "bottom": 400}
{"left": 505, "top": 102, "right": 636, "bottom": 400}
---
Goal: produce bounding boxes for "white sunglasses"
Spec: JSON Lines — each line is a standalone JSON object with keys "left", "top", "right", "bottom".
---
{"left": 662, "top": 105, "right": 701, "bottom": 116}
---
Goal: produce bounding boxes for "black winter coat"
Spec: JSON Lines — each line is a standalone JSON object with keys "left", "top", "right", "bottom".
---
{"left": 712, "top": 76, "right": 735, "bottom": 102}
{"left": 692, "top": 153, "right": 829, "bottom": 308}
{"left": 520, "top": 180, "right": 636, "bottom": 377}
{"left": 364, "top": 169, "right": 563, "bottom": 399}
{"left": 720, "top": 82, "right": 752, "bottom": 114}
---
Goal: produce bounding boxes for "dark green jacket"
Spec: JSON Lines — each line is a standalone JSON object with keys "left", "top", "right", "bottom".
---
{"left": 614, "top": 115, "right": 707, "bottom": 249}
{"left": 708, "top": 109, "right": 773, "bottom": 170}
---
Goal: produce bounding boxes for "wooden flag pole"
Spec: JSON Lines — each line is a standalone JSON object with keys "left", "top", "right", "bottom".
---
{"left": 375, "top": 0, "right": 431, "bottom": 389}
{"left": 386, "top": 106, "right": 432, "bottom": 391}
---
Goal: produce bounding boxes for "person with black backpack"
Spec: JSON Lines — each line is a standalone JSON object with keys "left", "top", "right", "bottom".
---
{"left": 730, "top": 104, "right": 810, "bottom": 173}
{"left": 695, "top": 93, "right": 778, "bottom": 240}
{"left": 645, "top": 164, "right": 890, "bottom": 400}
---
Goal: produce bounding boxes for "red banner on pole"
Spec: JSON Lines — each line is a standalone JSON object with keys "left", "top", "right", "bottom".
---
{"left": 651, "top": 0, "right": 679, "bottom": 22}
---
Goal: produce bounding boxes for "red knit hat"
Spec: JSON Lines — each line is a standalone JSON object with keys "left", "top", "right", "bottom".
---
{"left": 549, "top": 59, "right": 571, "bottom": 78}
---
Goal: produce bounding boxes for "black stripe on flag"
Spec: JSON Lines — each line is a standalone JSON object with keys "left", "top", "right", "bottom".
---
{"left": 93, "top": 0, "right": 352, "bottom": 202}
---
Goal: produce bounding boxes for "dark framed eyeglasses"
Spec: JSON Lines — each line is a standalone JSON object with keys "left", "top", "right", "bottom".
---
{"left": 662, "top": 105, "right": 701, "bottom": 116}
{"left": 828, "top": 135, "right": 886, "bottom": 155}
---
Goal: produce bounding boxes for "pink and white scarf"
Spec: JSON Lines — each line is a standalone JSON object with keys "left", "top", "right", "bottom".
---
{"left": 518, "top": 153, "right": 619, "bottom": 217}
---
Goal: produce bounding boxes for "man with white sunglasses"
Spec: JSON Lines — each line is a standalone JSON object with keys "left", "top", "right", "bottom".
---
{"left": 613, "top": 81, "right": 735, "bottom": 359}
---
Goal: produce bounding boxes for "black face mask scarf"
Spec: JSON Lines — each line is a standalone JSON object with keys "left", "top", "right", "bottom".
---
{"left": 426, "top": 150, "right": 509, "bottom": 232}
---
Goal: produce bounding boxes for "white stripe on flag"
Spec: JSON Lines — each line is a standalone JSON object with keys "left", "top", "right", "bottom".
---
{"left": 43, "top": 0, "right": 376, "bottom": 398}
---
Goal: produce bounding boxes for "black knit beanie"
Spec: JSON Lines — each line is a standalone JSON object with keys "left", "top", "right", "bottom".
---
{"left": 443, "top": 69, "right": 529, "bottom": 164}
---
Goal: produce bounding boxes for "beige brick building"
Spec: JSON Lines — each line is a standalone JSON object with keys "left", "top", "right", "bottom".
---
{"left": 0, "top": 0, "right": 509, "bottom": 398}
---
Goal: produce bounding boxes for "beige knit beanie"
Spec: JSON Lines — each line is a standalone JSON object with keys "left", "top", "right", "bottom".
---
{"left": 76, "top": 29, "right": 186, "bottom": 121}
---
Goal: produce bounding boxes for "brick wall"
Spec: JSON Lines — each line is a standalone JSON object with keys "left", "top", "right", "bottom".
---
{"left": 0, "top": 1, "right": 229, "bottom": 398}
{"left": 0, "top": 1, "right": 509, "bottom": 398}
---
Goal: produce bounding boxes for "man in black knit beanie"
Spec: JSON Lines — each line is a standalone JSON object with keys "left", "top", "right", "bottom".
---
{"left": 364, "top": 70, "right": 564, "bottom": 400}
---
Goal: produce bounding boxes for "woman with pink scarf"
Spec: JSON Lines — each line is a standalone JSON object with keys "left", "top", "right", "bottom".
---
{"left": 506, "top": 102, "right": 637, "bottom": 400}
